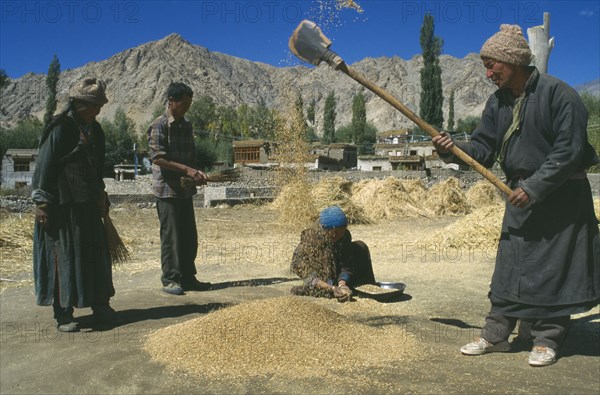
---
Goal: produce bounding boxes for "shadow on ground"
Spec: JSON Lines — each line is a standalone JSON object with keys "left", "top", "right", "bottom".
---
{"left": 77, "top": 302, "right": 231, "bottom": 331}
{"left": 209, "top": 277, "right": 298, "bottom": 290}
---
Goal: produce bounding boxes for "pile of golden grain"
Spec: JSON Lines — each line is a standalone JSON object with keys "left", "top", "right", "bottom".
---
{"left": 144, "top": 296, "right": 421, "bottom": 379}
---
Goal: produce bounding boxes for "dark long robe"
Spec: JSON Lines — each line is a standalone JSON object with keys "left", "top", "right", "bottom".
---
{"left": 31, "top": 112, "right": 114, "bottom": 308}
{"left": 443, "top": 68, "right": 600, "bottom": 317}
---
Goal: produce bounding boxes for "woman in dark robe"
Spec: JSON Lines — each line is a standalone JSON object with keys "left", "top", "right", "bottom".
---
{"left": 32, "top": 78, "right": 116, "bottom": 332}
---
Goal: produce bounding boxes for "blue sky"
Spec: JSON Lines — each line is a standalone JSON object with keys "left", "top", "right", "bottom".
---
{"left": 1, "top": 0, "right": 599, "bottom": 87}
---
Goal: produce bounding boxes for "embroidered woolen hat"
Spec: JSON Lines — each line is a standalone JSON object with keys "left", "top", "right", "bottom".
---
{"left": 319, "top": 206, "right": 348, "bottom": 229}
{"left": 480, "top": 24, "right": 532, "bottom": 66}
{"left": 69, "top": 78, "right": 109, "bottom": 104}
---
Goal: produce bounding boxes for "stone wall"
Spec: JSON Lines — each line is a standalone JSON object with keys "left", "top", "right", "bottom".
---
{"left": 3, "top": 169, "right": 599, "bottom": 212}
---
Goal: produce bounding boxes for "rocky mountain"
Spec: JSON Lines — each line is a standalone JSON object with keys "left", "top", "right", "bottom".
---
{"left": 0, "top": 33, "right": 497, "bottom": 134}
{"left": 575, "top": 78, "right": 600, "bottom": 97}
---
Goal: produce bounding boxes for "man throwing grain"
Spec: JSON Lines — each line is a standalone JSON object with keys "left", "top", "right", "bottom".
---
{"left": 432, "top": 24, "right": 600, "bottom": 367}
{"left": 290, "top": 206, "right": 376, "bottom": 302}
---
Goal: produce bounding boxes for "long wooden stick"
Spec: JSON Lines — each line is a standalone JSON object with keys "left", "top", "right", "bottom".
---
{"left": 339, "top": 63, "right": 513, "bottom": 196}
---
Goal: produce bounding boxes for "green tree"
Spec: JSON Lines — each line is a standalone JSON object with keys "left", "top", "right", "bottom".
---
{"left": 447, "top": 90, "right": 455, "bottom": 131}
{"left": 43, "top": 55, "right": 61, "bottom": 127}
{"left": 294, "top": 94, "right": 310, "bottom": 139}
{"left": 236, "top": 103, "right": 253, "bottom": 138}
{"left": 213, "top": 105, "right": 239, "bottom": 138}
{"left": 305, "top": 97, "right": 317, "bottom": 141}
{"left": 456, "top": 115, "right": 480, "bottom": 134}
{"left": 194, "top": 135, "right": 219, "bottom": 170}
{"left": 419, "top": 14, "right": 444, "bottom": 129}
{"left": 307, "top": 97, "right": 316, "bottom": 126}
{"left": 252, "top": 99, "right": 279, "bottom": 140}
{"left": 581, "top": 92, "right": 600, "bottom": 173}
{"left": 187, "top": 95, "right": 216, "bottom": 131}
{"left": 351, "top": 92, "right": 367, "bottom": 144}
{"left": 581, "top": 92, "right": 600, "bottom": 121}
{"left": 101, "top": 108, "right": 138, "bottom": 176}
{"left": 0, "top": 117, "right": 43, "bottom": 158}
{"left": 323, "top": 91, "right": 336, "bottom": 144}
{"left": 334, "top": 124, "right": 353, "bottom": 143}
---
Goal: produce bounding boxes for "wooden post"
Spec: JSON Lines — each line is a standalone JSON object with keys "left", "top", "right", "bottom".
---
{"left": 527, "top": 12, "right": 554, "bottom": 73}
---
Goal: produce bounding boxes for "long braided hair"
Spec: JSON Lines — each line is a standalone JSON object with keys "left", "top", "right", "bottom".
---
{"left": 39, "top": 98, "right": 75, "bottom": 147}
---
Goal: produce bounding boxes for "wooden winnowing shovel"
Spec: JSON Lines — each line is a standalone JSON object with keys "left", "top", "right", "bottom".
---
{"left": 288, "top": 20, "right": 512, "bottom": 196}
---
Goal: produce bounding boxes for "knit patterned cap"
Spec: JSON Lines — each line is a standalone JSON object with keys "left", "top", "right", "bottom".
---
{"left": 69, "top": 78, "right": 109, "bottom": 104}
{"left": 480, "top": 24, "right": 532, "bottom": 66}
{"left": 319, "top": 206, "right": 348, "bottom": 229}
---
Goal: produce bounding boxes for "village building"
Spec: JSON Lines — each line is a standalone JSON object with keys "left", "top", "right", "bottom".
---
{"left": 232, "top": 140, "right": 273, "bottom": 165}
{"left": 309, "top": 143, "right": 357, "bottom": 170}
{"left": 1, "top": 149, "right": 39, "bottom": 189}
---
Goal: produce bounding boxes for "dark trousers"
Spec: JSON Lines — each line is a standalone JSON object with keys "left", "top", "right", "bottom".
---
{"left": 349, "top": 240, "right": 376, "bottom": 286}
{"left": 482, "top": 313, "right": 570, "bottom": 350}
{"left": 156, "top": 198, "right": 198, "bottom": 286}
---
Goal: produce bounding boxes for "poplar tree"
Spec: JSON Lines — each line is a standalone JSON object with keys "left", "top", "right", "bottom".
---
{"left": 44, "top": 55, "right": 61, "bottom": 127}
{"left": 351, "top": 92, "right": 367, "bottom": 145}
{"left": 419, "top": 14, "right": 444, "bottom": 129}
{"left": 447, "top": 90, "right": 455, "bottom": 131}
{"left": 323, "top": 91, "right": 336, "bottom": 144}
{"left": 307, "top": 98, "right": 316, "bottom": 126}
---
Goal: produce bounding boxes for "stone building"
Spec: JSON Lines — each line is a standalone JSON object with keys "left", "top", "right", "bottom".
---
{"left": 1, "top": 149, "right": 39, "bottom": 189}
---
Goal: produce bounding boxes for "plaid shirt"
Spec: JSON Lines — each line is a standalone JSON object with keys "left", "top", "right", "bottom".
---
{"left": 147, "top": 110, "right": 197, "bottom": 198}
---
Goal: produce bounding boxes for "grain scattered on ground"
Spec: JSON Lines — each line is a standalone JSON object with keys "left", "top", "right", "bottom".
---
{"left": 144, "top": 296, "right": 422, "bottom": 379}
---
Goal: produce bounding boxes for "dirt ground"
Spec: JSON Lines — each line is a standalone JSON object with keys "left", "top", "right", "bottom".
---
{"left": 1, "top": 204, "right": 599, "bottom": 394}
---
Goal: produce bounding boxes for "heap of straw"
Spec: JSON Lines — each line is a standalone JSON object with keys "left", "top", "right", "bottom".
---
{"left": 311, "top": 176, "right": 370, "bottom": 224}
{"left": 180, "top": 168, "right": 242, "bottom": 187}
{"left": 271, "top": 179, "right": 319, "bottom": 229}
{"left": 424, "top": 178, "right": 471, "bottom": 216}
{"left": 0, "top": 211, "right": 34, "bottom": 277}
{"left": 103, "top": 213, "right": 131, "bottom": 264}
{"left": 432, "top": 205, "right": 504, "bottom": 250}
{"left": 144, "top": 296, "right": 421, "bottom": 379}
{"left": 351, "top": 177, "right": 431, "bottom": 221}
{"left": 466, "top": 181, "right": 505, "bottom": 208}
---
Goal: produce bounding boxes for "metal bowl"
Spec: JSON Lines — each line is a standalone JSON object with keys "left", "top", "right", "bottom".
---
{"left": 377, "top": 282, "right": 406, "bottom": 293}
{"left": 354, "top": 282, "right": 406, "bottom": 302}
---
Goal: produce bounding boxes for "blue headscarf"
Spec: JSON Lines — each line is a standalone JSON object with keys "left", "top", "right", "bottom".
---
{"left": 319, "top": 206, "right": 348, "bottom": 229}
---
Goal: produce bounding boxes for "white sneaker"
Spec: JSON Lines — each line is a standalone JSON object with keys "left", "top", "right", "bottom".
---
{"left": 460, "top": 337, "right": 511, "bottom": 355}
{"left": 528, "top": 346, "right": 557, "bottom": 367}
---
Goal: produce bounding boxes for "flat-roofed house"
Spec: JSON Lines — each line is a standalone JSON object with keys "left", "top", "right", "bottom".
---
{"left": 1, "top": 149, "right": 39, "bottom": 189}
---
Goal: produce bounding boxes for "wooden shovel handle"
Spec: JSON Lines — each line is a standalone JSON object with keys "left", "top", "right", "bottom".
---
{"left": 339, "top": 63, "right": 513, "bottom": 196}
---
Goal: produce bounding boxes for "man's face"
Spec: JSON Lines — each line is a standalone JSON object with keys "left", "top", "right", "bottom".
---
{"left": 78, "top": 103, "right": 104, "bottom": 123}
{"left": 169, "top": 95, "right": 192, "bottom": 119}
{"left": 482, "top": 58, "right": 517, "bottom": 90}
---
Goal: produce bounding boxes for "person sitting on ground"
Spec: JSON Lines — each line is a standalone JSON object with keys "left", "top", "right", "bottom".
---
{"left": 290, "top": 206, "right": 376, "bottom": 302}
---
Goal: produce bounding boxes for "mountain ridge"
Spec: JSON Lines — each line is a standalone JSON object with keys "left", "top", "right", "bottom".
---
{"left": 2, "top": 33, "right": 595, "bottom": 135}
